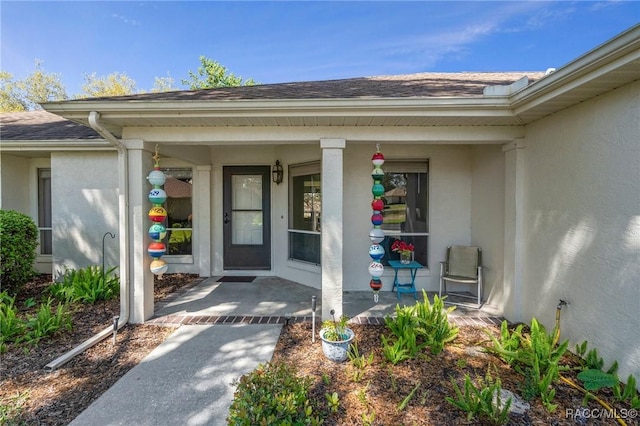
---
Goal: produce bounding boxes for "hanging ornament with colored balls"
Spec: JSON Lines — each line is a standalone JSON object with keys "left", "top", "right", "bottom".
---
{"left": 147, "top": 145, "right": 169, "bottom": 278}
{"left": 368, "top": 144, "right": 386, "bottom": 302}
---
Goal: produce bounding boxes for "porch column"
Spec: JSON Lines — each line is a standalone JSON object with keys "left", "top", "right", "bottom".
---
{"left": 196, "top": 165, "right": 212, "bottom": 276}
{"left": 320, "top": 138, "right": 346, "bottom": 320}
{"left": 125, "top": 141, "right": 155, "bottom": 324}
{"left": 502, "top": 139, "right": 525, "bottom": 322}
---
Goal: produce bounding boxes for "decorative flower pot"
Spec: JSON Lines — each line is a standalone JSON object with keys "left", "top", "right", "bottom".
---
{"left": 319, "top": 328, "right": 355, "bottom": 362}
{"left": 400, "top": 252, "right": 412, "bottom": 264}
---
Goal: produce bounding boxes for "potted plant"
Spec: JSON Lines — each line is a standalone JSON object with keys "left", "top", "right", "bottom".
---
{"left": 391, "top": 239, "right": 414, "bottom": 264}
{"left": 319, "top": 310, "right": 354, "bottom": 362}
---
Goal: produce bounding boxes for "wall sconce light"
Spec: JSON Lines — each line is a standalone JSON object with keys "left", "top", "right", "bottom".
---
{"left": 272, "top": 160, "right": 284, "bottom": 185}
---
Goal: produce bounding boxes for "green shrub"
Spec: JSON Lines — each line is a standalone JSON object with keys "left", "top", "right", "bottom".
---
{"left": 49, "top": 266, "right": 119, "bottom": 304}
{"left": 382, "top": 291, "right": 458, "bottom": 363}
{"left": 446, "top": 373, "right": 512, "bottom": 426}
{"left": 22, "top": 298, "right": 71, "bottom": 345}
{"left": 485, "top": 318, "right": 569, "bottom": 412}
{"left": 0, "top": 210, "right": 38, "bottom": 295}
{"left": 0, "top": 291, "right": 25, "bottom": 351}
{"left": 227, "top": 361, "right": 323, "bottom": 426}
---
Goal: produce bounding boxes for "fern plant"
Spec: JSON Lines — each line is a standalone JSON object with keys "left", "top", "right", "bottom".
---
{"left": 49, "top": 266, "right": 119, "bottom": 304}
{"left": 446, "top": 373, "right": 512, "bottom": 425}
{"left": 485, "top": 318, "right": 568, "bottom": 412}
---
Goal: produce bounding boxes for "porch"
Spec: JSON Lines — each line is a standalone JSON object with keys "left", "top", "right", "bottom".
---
{"left": 148, "top": 276, "right": 504, "bottom": 327}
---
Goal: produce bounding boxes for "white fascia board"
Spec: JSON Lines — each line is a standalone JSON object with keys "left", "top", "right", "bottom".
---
{"left": 43, "top": 97, "right": 514, "bottom": 121}
{"left": 511, "top": 24, "right": 640, "bottom": 112}
{"left": 124, "top": 125, "right": 525, "bottom": 144}
{"left": 0, "top": 139, "right": 113, "bottom": 151}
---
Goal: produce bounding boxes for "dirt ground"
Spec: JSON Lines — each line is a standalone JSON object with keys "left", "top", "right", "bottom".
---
{"left": 1, "top": 274, "right": 637, "bottom": 425}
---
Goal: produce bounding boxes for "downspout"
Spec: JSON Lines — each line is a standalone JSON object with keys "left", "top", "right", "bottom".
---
{"left": 45, "top": 111, "right": 130, "bottom": 370}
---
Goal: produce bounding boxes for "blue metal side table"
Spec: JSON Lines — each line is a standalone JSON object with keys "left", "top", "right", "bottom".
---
{"left": 388, "top": 260, "right": 423, "bottom": 300}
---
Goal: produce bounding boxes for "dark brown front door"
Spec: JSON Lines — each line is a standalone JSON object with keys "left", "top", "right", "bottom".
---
{"left": 223, "top": 166, "right": 271, "bottom": 270}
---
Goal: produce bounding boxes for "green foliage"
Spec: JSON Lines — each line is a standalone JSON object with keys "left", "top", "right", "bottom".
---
{"left": 348, "top": 341, "right": 374, "bottom": 382}
{"left": 577, "top": 369, "right": 619, "bottom": 391}
{"left": 48, "top": 266, "right": 119, "bottom": 304}
{"left": 22, "top": 298, "right": 71, "bottom": 344}
{"left": 361, "top": 410, "right": 376, "bottom": 426}
{"left": 0, "top": 391, "right": 29, "bottom": 425}
{"left": 397, "top": 381, "right": 421, "bottom": 411}
{"left": 0, "top": 292, "right": 25, "bottom": 351}
{"left": 381, "top": 334, "right": 411, "bottom": 365}
{"left": 485, "top": 318, "right": 569, "bottom": 412}
{"left": 0, "top": 210, "right": 38, "bottom": 295}
{"left": 325, "top": 391, "right": 340, "bottom": 413}
{"left": 1, "top": 293, "right": 71, "bottom": 351}
{"left": 382, "top": 292, "right": 458, "bottom": 363}
{"left": 227, "top": 361, "right": 323, "bottom": 426}
{"left": 446, "top": 374, "right": 512, "bottom": 426}
{"left": 321, "top": 314, "right": 350, "bottom": 342}
{"left": 78, "top": 72, "right": 136, "bottom": 98}
{"left": 181, "top": 56, "right": 257, "bottom": 90}
{"left": 1, "top": 60, "right": 67, "bottom": 112}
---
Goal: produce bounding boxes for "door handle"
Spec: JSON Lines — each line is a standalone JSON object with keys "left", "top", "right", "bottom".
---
{"left": 224, "top": 213, "right": 230, "bottom": 224}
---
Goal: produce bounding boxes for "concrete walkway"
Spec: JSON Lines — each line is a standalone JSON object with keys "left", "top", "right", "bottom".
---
{"left": 70, "top": 276, "right": 503, "bottom": 425}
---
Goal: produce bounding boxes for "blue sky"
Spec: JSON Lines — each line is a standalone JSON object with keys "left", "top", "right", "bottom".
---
{"left": 2, "top": 1, "right": 638, "bottom": 96}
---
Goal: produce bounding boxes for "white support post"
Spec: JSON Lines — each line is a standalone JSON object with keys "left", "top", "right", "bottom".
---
{"left": 196, "top": 165, "right": 212, "bottom": 277}
{"left": 320, "top": 138, "right": 346, "bottom": 320}
{"left": 502, "top": 139, "right": 525, "bottom": 322}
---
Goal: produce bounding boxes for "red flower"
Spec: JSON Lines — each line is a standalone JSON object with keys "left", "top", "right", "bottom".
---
{"left": 391, "top": 239, "right": 414, "bottom": 255}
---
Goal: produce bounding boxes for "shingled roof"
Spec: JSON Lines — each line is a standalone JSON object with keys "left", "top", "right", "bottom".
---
{"left": 57, "top": 72, "right": 545, "bottom": 103}
{"left": 0, "top": 110, "right": 101, "bottom": 141}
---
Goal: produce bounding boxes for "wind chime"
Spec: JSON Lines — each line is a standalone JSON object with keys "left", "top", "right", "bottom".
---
{"left": 368, "top": 145, "right": 385, "bottom": 302}
{"left": 147, "top": 145, "right": 169, "bottom": 278}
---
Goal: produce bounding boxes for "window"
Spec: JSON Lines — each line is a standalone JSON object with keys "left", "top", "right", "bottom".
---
{"left": 288, "top": 162, "right": 321, "bottom": 264}
{"left": 38, "top": 169, "right": 52, "bottom": 255}
{"left": 380, "top": 161, "right": 429, "bottom": 266}
{"left": 163, "top": 168, "right": 193, "bottom": 256}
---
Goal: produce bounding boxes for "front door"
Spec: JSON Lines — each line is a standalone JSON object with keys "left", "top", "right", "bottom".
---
{"left": 223, "top": 166, "right": 271, "bottom": 270}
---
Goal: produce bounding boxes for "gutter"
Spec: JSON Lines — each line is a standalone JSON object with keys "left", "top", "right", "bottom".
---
{"left": 44, "top": 111, "right": 130, "bottom": 370}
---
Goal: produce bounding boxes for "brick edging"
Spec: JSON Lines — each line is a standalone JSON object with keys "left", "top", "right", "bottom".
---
{"left": 146, "top": 314, "right": 504, "bottom": 327}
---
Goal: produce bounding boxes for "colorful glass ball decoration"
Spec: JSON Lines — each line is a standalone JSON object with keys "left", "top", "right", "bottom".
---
{"left": 147, "top": 151, "right": 168, "bottom": 277}
{"left": 368, "top": 147, "right": 386, "bottom": 303}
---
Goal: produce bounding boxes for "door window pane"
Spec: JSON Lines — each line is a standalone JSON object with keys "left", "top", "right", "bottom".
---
{"left": 232, "top": 174, "right": 263, "bottom": 245}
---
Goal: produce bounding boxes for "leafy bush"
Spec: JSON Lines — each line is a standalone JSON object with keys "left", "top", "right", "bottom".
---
{"left": 227, "top": 361, "right": 323, "bottom": 426}
{"left": 0, "top": 292, "right": 25, "bottom": 351}
{"left": 22, "top": 298, "right": 72, "bottom": 344}
{"left": 0, "top": 292, "right": 71, "bottom": 351}
{"left": 0, "top": 210, "right": 38, "bottom": 295}
{"left": 446, "top": 373, "right": 512, "bottom": 425}
{"left": 382, "top": 291, "right": 458, "bottom": 363}
{"left": 485, "top": 318, "right": 569, "bottom": 412}
{"left": 49, "top": 266, "right": 119, "bottom": 304}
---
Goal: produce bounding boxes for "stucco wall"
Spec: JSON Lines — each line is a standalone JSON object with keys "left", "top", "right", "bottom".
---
{"left": 51, "top": 152, "right": 119, "bottom": 276}
{"left": 471, "top": 145, "right": 505, "bottom": 309}
{"left": 0, "top": 153, "right": 30, "bottom": 212}
{"left": 522, "top": 81, "right": 640, "bottom": 381}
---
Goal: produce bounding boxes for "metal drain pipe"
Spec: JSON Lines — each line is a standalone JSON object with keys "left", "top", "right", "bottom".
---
{"left": 45, "top": 111, "right": 131, "bottom": 370}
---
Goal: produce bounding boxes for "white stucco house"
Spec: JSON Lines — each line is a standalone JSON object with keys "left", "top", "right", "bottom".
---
{"left": 1, "top": 25, "right": 638, "bottom": 380}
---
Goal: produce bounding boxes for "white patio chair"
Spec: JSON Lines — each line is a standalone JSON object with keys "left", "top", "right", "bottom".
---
{"left": 439, "top": 245, "right": 482, "bottom": 308}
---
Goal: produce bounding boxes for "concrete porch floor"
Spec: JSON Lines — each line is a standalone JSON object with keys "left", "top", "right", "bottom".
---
{"left": 150, "top": 276, "right": 504, "bottom": 326}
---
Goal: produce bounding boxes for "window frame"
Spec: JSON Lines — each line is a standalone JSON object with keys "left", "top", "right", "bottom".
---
{"left": 287, "top": 161, "right": 321, "bottom": 265}
{"left": 161, "top": 167, "right": 194, "bottom": 261}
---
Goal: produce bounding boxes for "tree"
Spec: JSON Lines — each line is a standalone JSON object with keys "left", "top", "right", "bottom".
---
{"left": 181, "top": 56, "right": 256, "bottom": 89}
{"left": 0, "top": 60, "right": 67, "bottom": 112}
{"left": 0, "top": 71, "right": 26, "bottom": 112}
{"left": 78, "top": 72, "right": 137, "bottom": 98}
{"left": 150, "top": 74, "right": 177, "bottom": 93}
